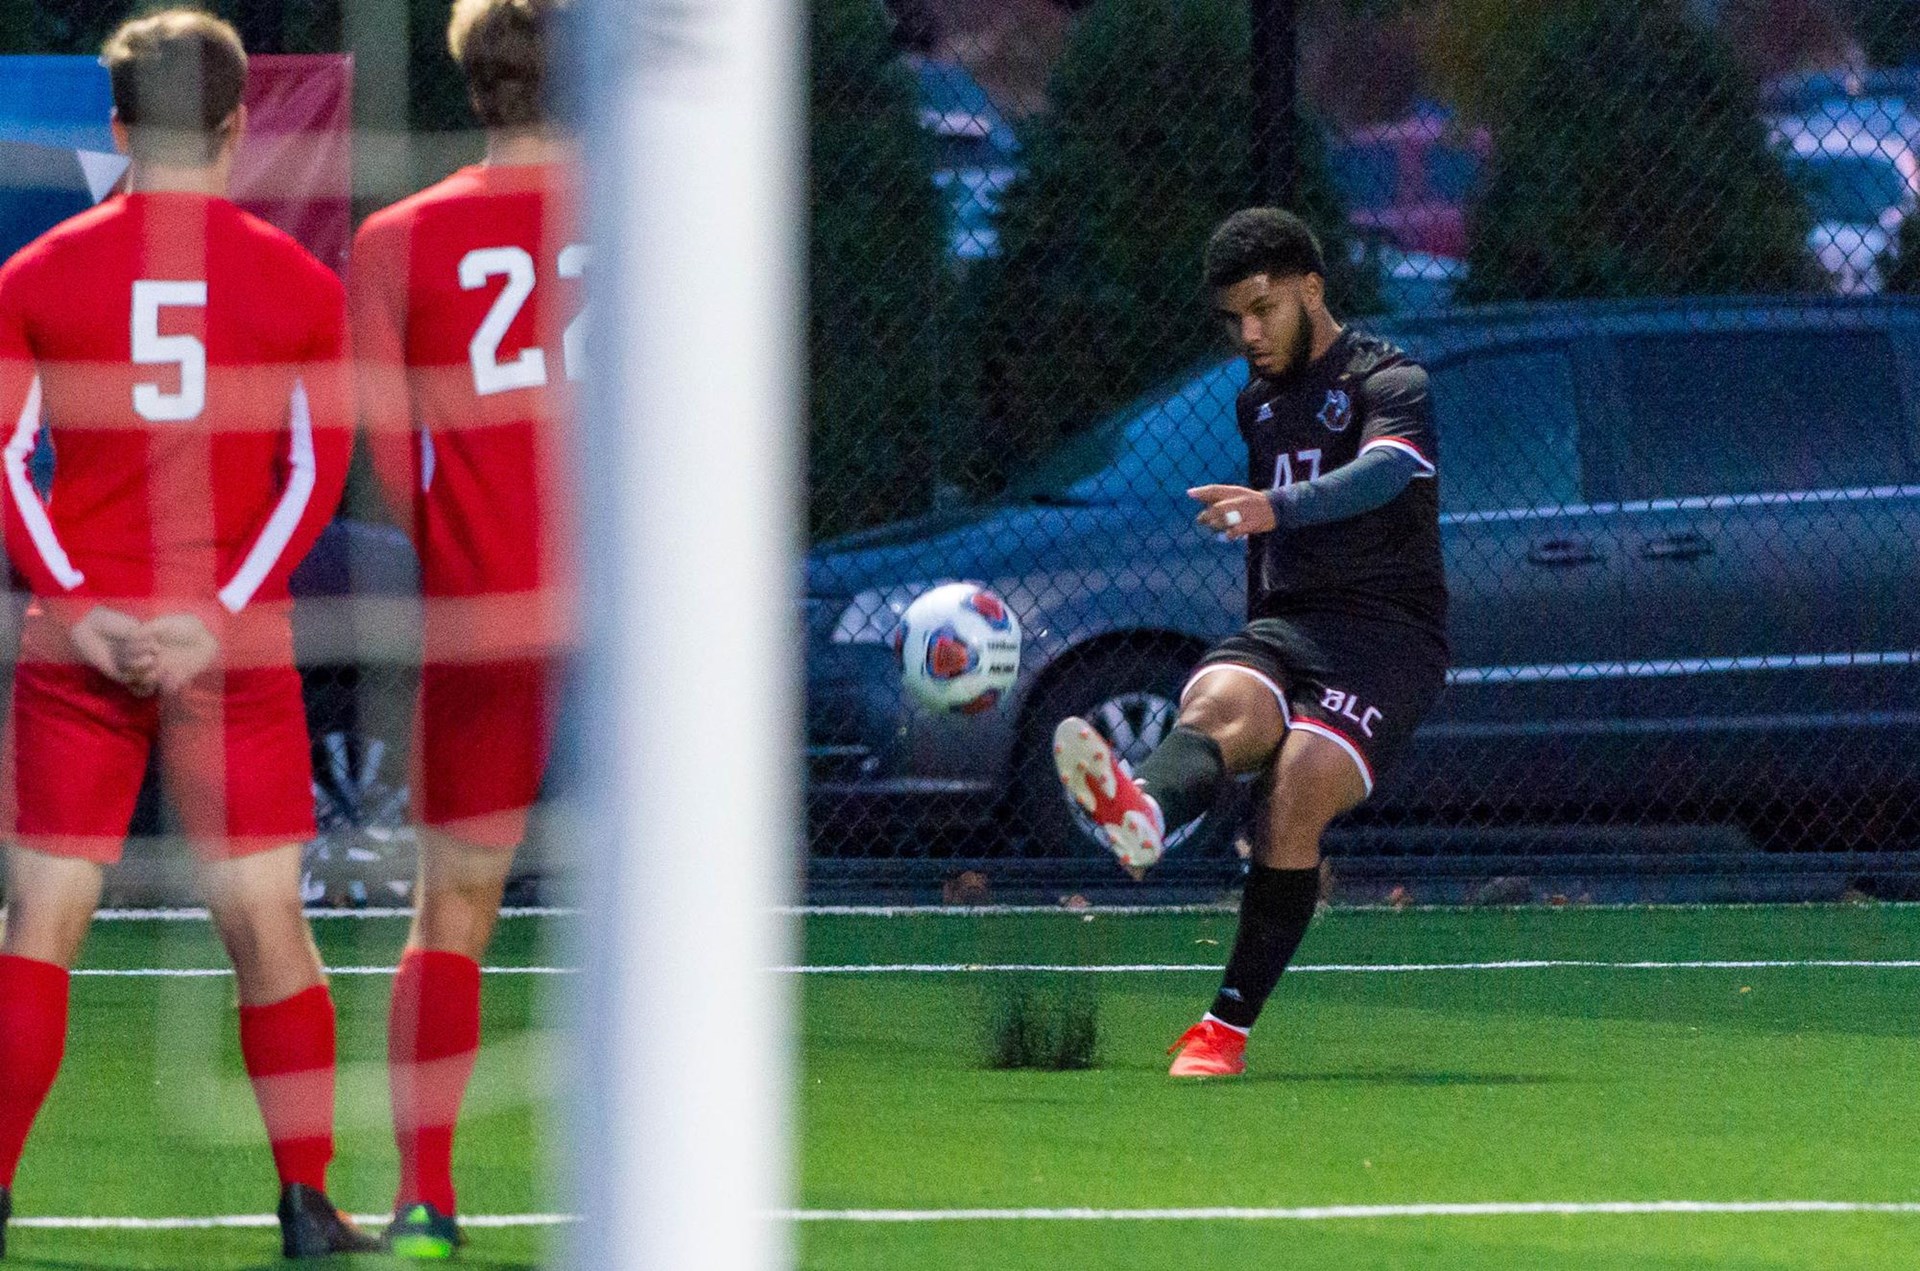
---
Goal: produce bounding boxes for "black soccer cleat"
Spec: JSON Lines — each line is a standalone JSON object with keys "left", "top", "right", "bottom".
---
{"left": 384, "top": 1200, "right": 464, "bottom": 1260}
{"left": 277, "top": 1183, "right": 381, "bottom": 1259}
{"left": 1, "top": 1183, "right": 10, "bottom": 1260}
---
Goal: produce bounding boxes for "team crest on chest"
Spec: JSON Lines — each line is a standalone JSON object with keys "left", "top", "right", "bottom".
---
{"left": 1317, "top": 388, "right": 1353, "bottom": 433}
{"left": 1255, "top": 401, "right": 1274, "bottom": 423}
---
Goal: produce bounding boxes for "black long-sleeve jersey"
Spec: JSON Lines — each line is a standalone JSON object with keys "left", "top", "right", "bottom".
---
{"left": 1237, "top": 327, "right": 1448, "bottom": 644}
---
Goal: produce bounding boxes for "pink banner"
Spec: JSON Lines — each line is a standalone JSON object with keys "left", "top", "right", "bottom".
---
{"left": 230, "top": 54, "right": 354, "bottom": 275}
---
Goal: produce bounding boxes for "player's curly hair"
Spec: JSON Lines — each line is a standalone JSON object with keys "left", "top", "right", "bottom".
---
{"left": 1203, "top": 208, "right": 1327, "bottom": 290}
{"left": 449, "top": 0, "right": 571, "bottom": 130}
{"left": 101, "top": 9, "right": 247, "bottom": 165}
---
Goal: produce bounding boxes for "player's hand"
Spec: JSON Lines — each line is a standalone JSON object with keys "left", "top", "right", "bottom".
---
{"left": 139, "top": 613, "right": 220, "bottom": 695}
{"left": 69, "top": 606, "right": 159, "bottom": 696}
{"left": 1188, "top": 485, "right": 1276, "bottom": 541}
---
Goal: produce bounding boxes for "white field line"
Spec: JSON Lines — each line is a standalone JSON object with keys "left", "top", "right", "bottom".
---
{"left": 25, "top": 1201, "right": 1920, "bottom": 1229}
{"left": 71, "top": 965, "right": 574, "bottom": 978}
{"left": 783, "top": 1201, "right": 1920, "bottom": 1223}
{"left": 67, "top": 957, "right": 1920, "bottom": 978}
{"left": 91, "top": 906, "right": 572, "bottom": 922}
{"left": 792, "top": 959, "right": 1920, "bottom": 974}
{"left": 782, "top": 902, "right": 1920, "bottom": 917}
{"left": 788, "top": 904, "right": 1236, "bottom": 917}
{"left": 82, "top": 901, "right": 1920, "bottom": 922}
{"left": 14, "top": 1213, "right": 574, "bottom": 1231}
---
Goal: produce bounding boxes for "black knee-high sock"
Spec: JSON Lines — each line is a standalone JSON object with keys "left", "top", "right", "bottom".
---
{"left": 1132, "top": 726, "right": 1225, "bottom": 830}
{"left": 1208, "top": 864, "right": 1320, "bottom": 1030}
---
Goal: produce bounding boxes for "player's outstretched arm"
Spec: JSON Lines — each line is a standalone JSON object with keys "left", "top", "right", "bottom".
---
{"left": 1189, "top": 445, "right": 1420, "bottom": 541}
{"left": 1268, "top": 445, "right": 1422, "bottom": 528}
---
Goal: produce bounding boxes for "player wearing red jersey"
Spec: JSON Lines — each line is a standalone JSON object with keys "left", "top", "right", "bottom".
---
{"left": 0, "top": 13, "right": 375, "bottom": 1259}
{"left": 350, "top": 0, "right": 578, "bottom": 1255}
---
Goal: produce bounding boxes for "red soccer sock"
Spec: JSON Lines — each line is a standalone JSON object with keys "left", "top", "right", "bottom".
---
{"left": 0, "top": 955, "right": 70, "bottom": 1188}
{"left": 389, "top": 949, "right": 482, "bottom": 1214}
{"left": 238, "top": 983, "right": 338, "bottom": 1193}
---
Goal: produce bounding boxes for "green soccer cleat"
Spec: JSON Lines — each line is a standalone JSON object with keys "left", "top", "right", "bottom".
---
{"left": 385, "top": 1201, "right": 464, "bottom": 1260}
{"left": 277, "top": 1183, "right": 382, "bottom": 1259}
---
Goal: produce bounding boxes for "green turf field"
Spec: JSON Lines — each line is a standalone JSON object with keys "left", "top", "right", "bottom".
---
{"left": 794, "top": 905, "right": 1920, "bottom": 1271}
{"left": 2, "top": 914, "right": 561, "bottom": 1270}
{"left": 11, "top": 904, "right": 1920, "bottom": 1267}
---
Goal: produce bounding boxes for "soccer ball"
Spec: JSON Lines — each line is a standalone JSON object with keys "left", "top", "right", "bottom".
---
{"left": 895, "top": 582, "right": 1022, "bottom": 715}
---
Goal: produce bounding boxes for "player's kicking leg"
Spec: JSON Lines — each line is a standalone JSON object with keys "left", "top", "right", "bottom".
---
{"left": 1054, "top": 662, "right": 1288, "bottom": 873}
{"left": 0, "top": 846, "right": 104, "bottom": 1260}
{"left": 199, "top": 844, "right": 380, "bottom": 1258}
{"left": 384, "top": 828, "right": 516, "bottom": 1259}
{"left": 1166, "top": 729, "right": 1363, "bottom": 1077}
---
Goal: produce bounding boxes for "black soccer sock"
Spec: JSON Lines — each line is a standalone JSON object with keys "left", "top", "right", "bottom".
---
{"left": 1132, "top": 725, "right": 1225, "bottom": 831}
{"left": 1208, "top": 864, "right": 1320, "bottom": 1031}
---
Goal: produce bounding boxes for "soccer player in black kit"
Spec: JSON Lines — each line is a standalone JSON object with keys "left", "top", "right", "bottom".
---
{"left": 1053, "top": 208, "right": 1449, "bottom": 1076}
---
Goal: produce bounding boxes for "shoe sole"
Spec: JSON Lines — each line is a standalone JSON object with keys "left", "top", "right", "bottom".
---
{"left": 1052, "top": 718, "right": 1163, "bottom": 871}
{"left": 389, "top": 1232, "right": 457, "bottom": 1260}
{"left": 1169, "top": 1058, "right": 1247, "bottom": 1077}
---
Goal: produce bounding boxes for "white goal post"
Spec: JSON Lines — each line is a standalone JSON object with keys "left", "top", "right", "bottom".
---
{"left": 573, "top": 1, "right": 802, "bottom": 1267}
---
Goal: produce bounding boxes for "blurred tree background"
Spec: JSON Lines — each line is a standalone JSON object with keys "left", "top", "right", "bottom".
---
{"left": 809, "top": 0, "right": 951, "bottom": 538}
{"left": 961, "top": 0, "right": 1371, "bottom": 496}
{"left": 1425, "top": 0, "right": 1814, "bottom": 302}
{"left": 13, "top": 0, "right": 1920, "bottom": 534}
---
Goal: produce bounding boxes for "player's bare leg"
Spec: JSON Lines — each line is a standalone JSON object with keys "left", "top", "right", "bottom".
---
{"left": 385, "top": 827, "right": 515, "bottom": 1257}
{"left": 1170, "top": 731, "right": 1364, "bottom": 1076}
{"left": 1174, "top": 666, "right": 1291, "bottom": 773}
{"left": 1252, "top": 729, "right": 1367, "bottom": 871}
{"left": 1055, "top": 665, "right": 1285, "bottom": 873}
{"left": 409, "top": 828, "right": 515, "bottom": 961}
{"left": 200, "top": 844, "right": 324, "bottom": 1005}
{"left": 1, "top": 845, "right": 104, "bottom": 969}
{"left": 0, "top": 845, "right": 104, "bottom": 1252}
{"left": 199, "top": 844, "right": 376, "bottom": 1258}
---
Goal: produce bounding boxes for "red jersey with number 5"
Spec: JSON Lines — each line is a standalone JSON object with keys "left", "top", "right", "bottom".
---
{"left": 0, "top": 191, "right": 352, "bottom": 656}
{"left": 350, "top": 163, "right": 579, "bottom": 662}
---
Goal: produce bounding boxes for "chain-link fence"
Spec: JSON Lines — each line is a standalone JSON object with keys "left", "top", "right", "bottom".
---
{"left": 805, "top": 0, "right": 1920, "bottom": 902}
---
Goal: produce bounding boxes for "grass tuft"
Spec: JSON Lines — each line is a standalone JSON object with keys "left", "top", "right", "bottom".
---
{"left": 984, "top": 977, "right": 1100, "bottom": 1071}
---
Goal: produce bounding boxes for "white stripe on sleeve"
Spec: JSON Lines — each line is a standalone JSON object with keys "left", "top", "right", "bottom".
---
{"left": 1358, "top": 436, "right": 1436, "bottom": 478}
{"left": 3, "top": 376, "right": 83, "bottom": 590}
{"left": 218, "top": 379, "right": 316, "bottom": 614}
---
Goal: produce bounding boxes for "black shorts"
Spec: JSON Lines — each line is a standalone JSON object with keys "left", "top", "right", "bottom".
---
{"left": 1186, "top": 614, "right": 1448, "bottom": 795}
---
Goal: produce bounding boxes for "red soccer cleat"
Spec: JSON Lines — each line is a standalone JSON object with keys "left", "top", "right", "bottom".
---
{"left": 1166, "top": 1018, "right": 1248, "bottom": 1077}
{"left": 1052, "top": 716, "right": 1166, "bottom": 873}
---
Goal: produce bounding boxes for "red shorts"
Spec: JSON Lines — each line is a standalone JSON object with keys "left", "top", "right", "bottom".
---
{"left": 414, "top": 658, "right": 557, "bottom": 850}
{"left": 2, "top": 661, "right": 317, "bottom": 863}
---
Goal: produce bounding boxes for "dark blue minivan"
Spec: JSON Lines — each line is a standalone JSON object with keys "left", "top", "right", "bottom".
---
{"left": 806, "top": 298, "right": 1920, "bottom": 861}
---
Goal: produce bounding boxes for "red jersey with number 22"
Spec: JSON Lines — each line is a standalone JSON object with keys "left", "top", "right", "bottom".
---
{"left": 351, "top": 163, "right": 579, "bottom": 662}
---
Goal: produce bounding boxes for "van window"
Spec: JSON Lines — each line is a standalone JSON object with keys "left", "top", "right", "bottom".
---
{"left": 1430, "top": 349, "right": 1584, "bottom": 512}
{"left": 1615, "top": 332, "right": 1912, "bottom": 499}
{"left": 1026, "top": 361, "right": 1249, "bottom": 504}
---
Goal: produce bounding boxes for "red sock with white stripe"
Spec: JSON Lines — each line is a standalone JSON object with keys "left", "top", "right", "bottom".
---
{"left": 389, "top": 949, "right": 482, "bottom": 1214}
{"left": 238, "top": 983, "right": 338, "bottom": 1192}
{"left": 0, "top": 955, "right": 69, "bottom": 1187}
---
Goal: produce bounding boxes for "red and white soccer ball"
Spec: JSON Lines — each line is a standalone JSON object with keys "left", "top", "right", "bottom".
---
{"left": 895, "top": 582, "right": 1022, "bottom": 715}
